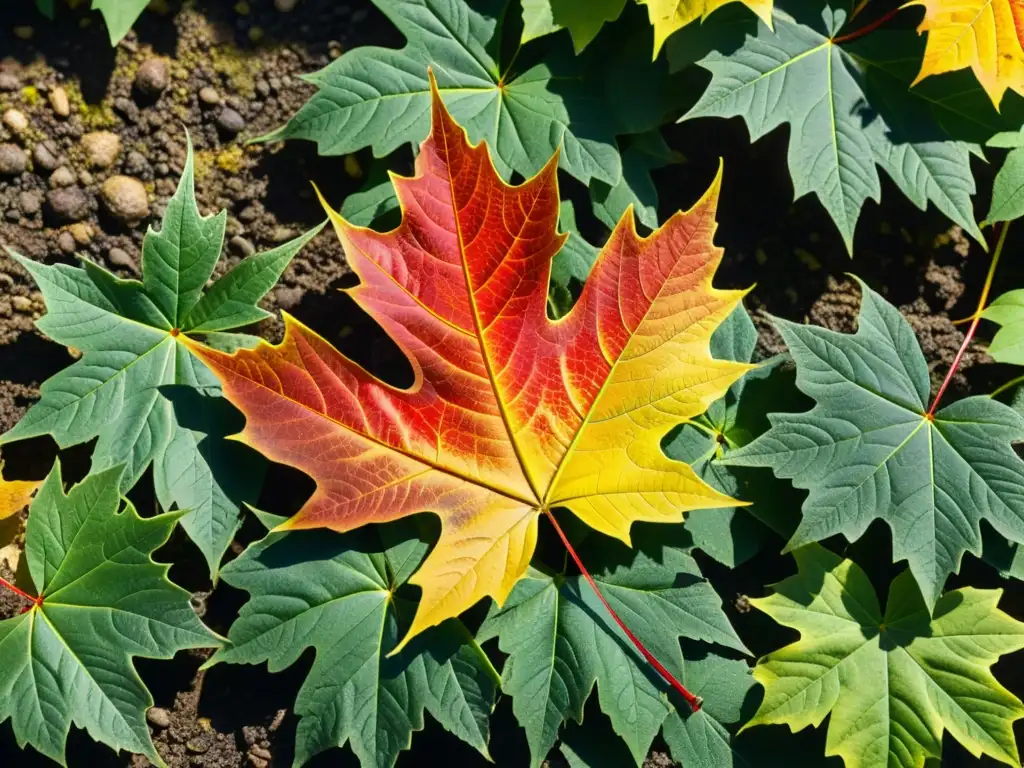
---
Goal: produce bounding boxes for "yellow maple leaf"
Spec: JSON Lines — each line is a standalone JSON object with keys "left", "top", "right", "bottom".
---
{"left": 0, "top": 455, "right": 40, "bottom": 522}
{"left": 910, "top": 0, "right": 1024, "bottom": 108}
{"left": 641, "top": 0, "right": 774, "bottom": 56}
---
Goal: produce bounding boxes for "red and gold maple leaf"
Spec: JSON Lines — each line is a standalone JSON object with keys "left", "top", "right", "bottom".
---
{"left": 186, "top": 76, "right": 750, "bottom": 651}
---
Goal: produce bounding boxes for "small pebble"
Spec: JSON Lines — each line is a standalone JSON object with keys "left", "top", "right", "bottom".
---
{"left": 12, "top": 296, "right": 32, "bottom": 313}
{"left": 0, "top": 72, "right": 20, "bottom": 91}
{"left": 250, "top": 746, "right": 272, "bottom": 760}
{"left": 58, "top": 231, "right": 77, "bottom": 254}
{"left": 78, "top": 170, "right": 94, "bottom": 186}
{"left": 146, "top": 707, "right": 172, "bottom": 729}
{"left": 198, "top": 86, "right": 221, "bottom": 106}
{"left": 2, "top": 108, "right": 28, "bottom": 134}
{"left": 229, "top": 235, "right": 256, "bottom": 257}
{"left": 238, "top": 203, "right": 261, "bottom": 222}
{"left": 271, "top": 226, "right": 296, "bottom": 243}
{"left": 101, "top": 175, "right": 150, "bottom": 223}
{"left": 46, "top": 187, "right": 90, "bottom": 222}
{"left": 4, "top": 209, "right": 19, "bottom": 223}
{"left": 255, "top": 80, "right": 270, "bottom": 98}
{"left": 274, "top": 0, "right": 298, "bottom": 10}
{"left": 33, "top": 141, "right": 59, "bottom": 171}
{"left": 49, "top": 166, "right": 76, "bottom": 188}
{"left": 19, "top": 191, "right": 41, "bottom": 215}
{"left": 134, "top": 58, "right": 169, "bottom": 97}
{"left": 215, "top": 107, "right": 246, "bottom": 135}
{"left": 0, "top": 143, "right": 26, "bottom": 174}
{"left": 82, "top": 131, "right": 121, "bottom": 169}
{"left": 248, "top": 757, "right": 268, "bottom": 768}
{"left": 49, "top": 86, "right": 70, "bottom": 118}
{"left": 0, "top": 143, "right": 27, "bottom": 175}
{"left": 125, "top": 150, "right": 149, "bottom": 176}
{"left": 13, "top": 26, "right": 34, "bottom": 41}
{"left": 107, "top": 247, "right": 135, "bottom": 269}
{"left": 69, "top": 222, "right": 93, "bottom": 245}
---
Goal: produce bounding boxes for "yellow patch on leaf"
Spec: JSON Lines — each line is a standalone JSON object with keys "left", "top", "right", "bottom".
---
{"left": 0, "top": 456, "right": 39, "bottom": 522}
{"left": 910, "top": 0, "right": 1024, "bottom": 108}
{"left": 641, "top": 0, "right": 774, "bottom": 56}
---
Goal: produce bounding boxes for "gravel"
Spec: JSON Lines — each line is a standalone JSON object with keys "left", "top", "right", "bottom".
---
{"left": 101, "top": 175, "right": 150, "bottom": 223}
{"left": 32, "top": 141, "right": 59, "bottom": 171}
{"left": 198, "top": 86, "right": 221, "bottom": 107}
{"left": 49, "top": 166, "right": 75, "bottom": 187}
{"left": 48, "top": 86, "right": 70, "bottom": 118}
{"left": 216, "top": 107, "right": 246, "bottom": 135}
{"left": 0, "top": 144, "right": 27, "bottom": 175}
{"left": 82, "top": 131, "right": 122, "bottom": 169}
{"left": 134, "top": 58, "right": 170, "bottom": 97}
{"left": 2, "top": 109, "right": 28, "bottom": 134}
{"left": 46, "top": 186, "right": 90, "bottom": 223}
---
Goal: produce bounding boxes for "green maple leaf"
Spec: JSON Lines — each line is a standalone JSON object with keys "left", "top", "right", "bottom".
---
{"left": 983, "top": 289, "right": 1024, "bottom": 365}
{"left": 0, "top": 138, "right": 324, "bottom": 577}
{"left": 723, "top": 278, "right": 1024, "bottom": 610}
{"left": 985, "top": 144, "right": 1024, "bottom": 224}
{"left": 91, "top": 0, "right": 150, "bottom": 45}
{"left": 744, "top": 544, "right": 1024, "bottom": 768}
{"left": 0, "top": 461, "right": 218, "bottom": 766}
{"left": 477, "top": 526, "right": 747, "bottom": 767}
{"left": 520, "top": 0, "right": 628, "bottom": 52}
{"left": 667, "top": 305, "right": 802, "bottom": 567}
{"left": 210, "top": 516, "right": 498, "bottom": 768}
{"left": 590, "top": 131, "right": 680, "bottom": 231}
{"left": 682, "top": 5, "right": 1005, "bottom": 251}
{"left": 258, "top": 0, "right": 622, "bottom": 186}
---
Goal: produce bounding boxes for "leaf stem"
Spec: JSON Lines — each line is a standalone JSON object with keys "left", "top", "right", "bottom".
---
{"left": 991, "top": 373, "right": 1024, "bottom": 400}
{"left": 0, "top": 575, "right": 39, "bottom": 609}
{"left": 928, "top": 221, "right": 1011, "bottom": 416}
{"left": 832, "top": 6, "right": 903, "bottom": 44}
{"left": 542, "top": 509, "right": 703, "bottom": 712}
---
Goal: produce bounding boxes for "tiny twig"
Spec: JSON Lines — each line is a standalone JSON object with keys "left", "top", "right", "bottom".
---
{"left": 928, "top": 222, "right": 1011, "bottom": 416}
{"left": 832, "top": 6, "right": 903, "bottom": 44}
{"left": 543, "top": 509, "right": 703, "bottom": 712}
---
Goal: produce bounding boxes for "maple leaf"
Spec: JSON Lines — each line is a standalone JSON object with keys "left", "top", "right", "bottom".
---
{"left": 983, "top": 288, "right": 1024, "bottom": 364}
{"left": 985, "top": 130, "right": 1024, "bottom": 222}
{"left": 641, "top": 0, "right": 773, "bottom": 56}
{"left": 667, "top": 304, "right": 803, "bottom": 567}
{"left": 0, "top": 461, "right": 219, "bottom": 766}
{"left": 210, "top": 517, "right": 497, "bottom": 768}
{"left": 744, "top": 544, "right": 1024, "bottom": 768}
{"left": 186, "top": 76, "right": 751, "bottom": 651}
{"left": 724, "top": 279, "right": 1024, "bottom": 609}
{"left": 477, "top": 526, "right": 747, "bottom": 766}
{"left": 520, "top": 0, "right": 629, "bottom": 52}
{"left": 682, "top": 7, "right": 1007, "bottom": 250}
{"left": 0, "top": 453, "right": 40, "bottom": 523}
{"left": 91, "top": 0, "right": 150, "bottom": 44}
{"left": 910, "top": 0, "right": 1024, "bottom": 109}
{"left": 0, "top": 140, "right": 324, "bottom": 577}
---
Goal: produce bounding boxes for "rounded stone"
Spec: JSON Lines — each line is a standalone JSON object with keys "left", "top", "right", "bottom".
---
{"left": 46, "top": 187, "right": 90, "bottom": 223}
{"left": 69, "top": 222, "right": 93, "bottom": 245}
{"left": 81, "top": 131, "right": 121, "bottom": 169}
{"left": 198, "top": 87, "right": 220, "bottom": 107}
{"left": 33, "top": 140, "right": 59, "bottom": 171}
{"left": 49, "top": 86, "right": 70, "bottom": 118}
{"left": 18, "top": 191, "right": 41, "bottom": 215}
{"left": 2, "top": 108, "right": 28, "bottom": 134}
{"left": 0, "top": 72, "right": 20, "bottom": 92}
{"left": 215, "top": 107, "right": 245, "bottom": 135}
{"left": 146, "top": 707, "right": 171, "bottom": 729}
{"left": 0, "top": 143, "right": 27, "bottom": 175}
{"left": 229, "top": 235, "right": 255, "bottom": 257}
{"left": 134, "top": 58, "right": 169, "bottom": 97}
{"left": 274, "top": 0, "right": 299, "bottom": 10}
{"left": 107, "top": 247, "right": 135, "bottom": 269}
{"left": 101, "top": 175, "right": 150, "bottom": 223}
{"left": 49, "top": 166, "right": 75, "bottom": 187}
{"left": 58, "top": 231, "right": 77, "bottom": 254}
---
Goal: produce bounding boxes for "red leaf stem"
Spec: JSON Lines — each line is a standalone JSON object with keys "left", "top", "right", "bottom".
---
{"left": 832, "top": 6, "right": 903, "bottom": 43}
{"left": 543, "top": 509, "right": 703, "bottom": 712}
{"left": 0, "top": 574, "right": 39, "bottom": 610}
{"left": 928, "top": 222, "right": 1010, "bottom": 416}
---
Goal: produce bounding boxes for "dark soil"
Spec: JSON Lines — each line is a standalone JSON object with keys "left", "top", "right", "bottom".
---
{"left": 0, "top": 1, "right": 1023, "bottom": 767}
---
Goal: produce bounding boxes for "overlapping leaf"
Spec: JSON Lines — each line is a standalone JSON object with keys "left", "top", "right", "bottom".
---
{"left": 477, "top": 528, "right": 747, "bottom": 767}
{"left": 0, "top": 140, "right": 323, "bottom": 577}
{"left": 911, "top": 0, "right": 1024, "bottom": 108}
{"left": 187, "top": 77, "right": 751, "bottom": 650}
{"left": 0, "top": 462, "right": 218, "bottom": 766}
{"left": 0, "top": 454, "right": 39, "bottom": 522}
{"left": 667, "top": 305, "right": 802, "bottom": 567}
{"left": 642, "top": 0, "right": 773, "bottom": 55}
{"left": 745, "top": 544, "right": 1024, "bottom": 768}
{"left": 91, "top": 0, "right": 150, "bottom": 44}
{"left": 724, "top": 279, "right": 1024, "bottom": 609}
{"left": 983, "top": 288, "right": 1024, "bottom": 364}
{"left": 211, "top": 516, "right": 496, "bottom": 768}
{"left": 260, "top": 0, "right": 622, "bottom": 187}
{"left": 683, "top": 5, "right": 1003, "bottom": 250}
